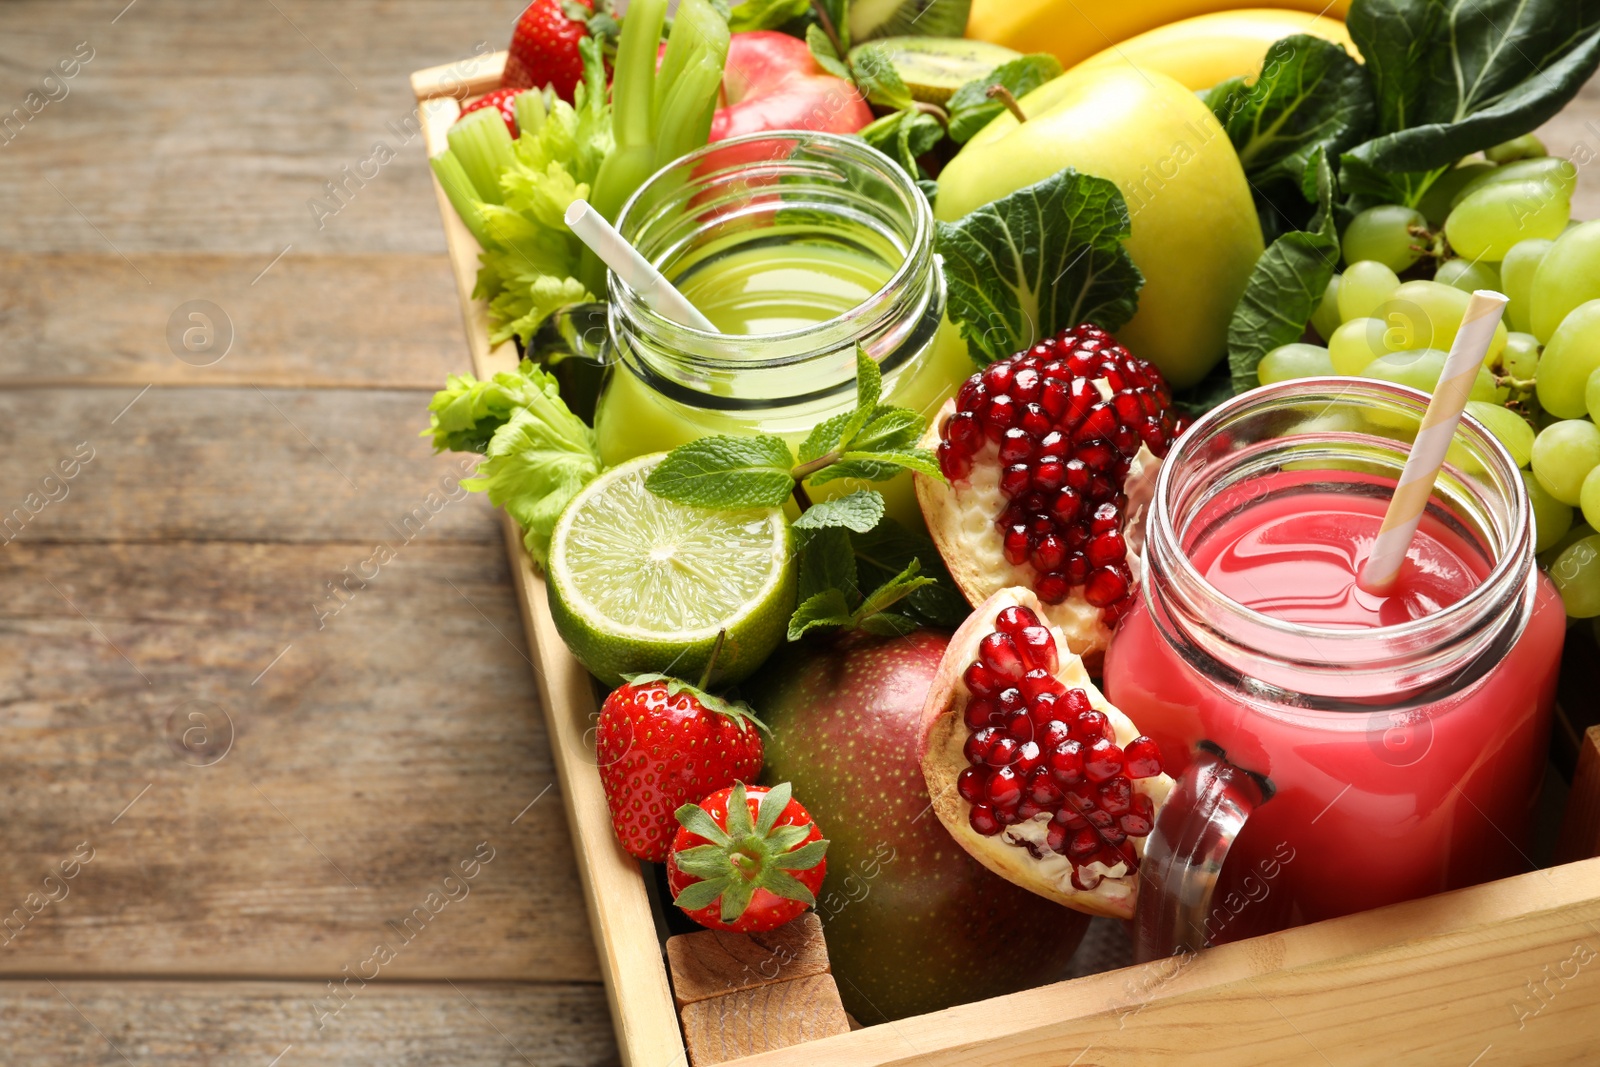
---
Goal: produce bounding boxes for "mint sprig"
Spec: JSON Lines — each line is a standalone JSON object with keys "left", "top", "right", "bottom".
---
{"left": 788, "top": 558, "right": 934, "bottom": 641}
{"left": 787, "top": 518, "right": 967, "bottom": 642}
{"left": 643, "top": 347, "right": 942, "bottom": 512}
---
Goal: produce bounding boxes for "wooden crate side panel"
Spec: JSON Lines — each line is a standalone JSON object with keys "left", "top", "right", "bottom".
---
{"left": 411, "top": 50, "right": 507, "bottom": 102}
{"left": 735, "top": 856, "right": 1600, "bottom": 1067}
{"left": 415, "top": 84, "right": 687, "bottom": 1067}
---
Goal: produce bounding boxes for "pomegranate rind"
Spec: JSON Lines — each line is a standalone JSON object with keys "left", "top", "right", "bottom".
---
{"left": 918, "top": 587, "right": 1173, "bottom": 919}
{"left": 915, "top": 401, "right": 1160, "bottom": 668}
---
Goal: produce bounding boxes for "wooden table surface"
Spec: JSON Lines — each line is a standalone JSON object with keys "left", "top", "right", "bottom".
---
{"left": 0, "top": 2, "right": 1595, "bottom": 1064}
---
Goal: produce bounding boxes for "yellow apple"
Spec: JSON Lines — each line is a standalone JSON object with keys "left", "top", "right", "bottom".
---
{"left": 936, "top": 66, "right": 1264, "bottom": 388}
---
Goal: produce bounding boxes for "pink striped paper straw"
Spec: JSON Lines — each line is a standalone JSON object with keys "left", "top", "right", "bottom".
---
{"left": 1357, "top": 289, "right": 1510, "bottom": 596}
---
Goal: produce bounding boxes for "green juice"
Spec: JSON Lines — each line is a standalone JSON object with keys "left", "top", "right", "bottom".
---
{"left": 592, "top": 242, "right": 973, "bottom": 525}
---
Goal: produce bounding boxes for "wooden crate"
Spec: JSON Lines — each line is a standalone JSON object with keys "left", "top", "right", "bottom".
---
{"left": 411, "top": 54, "right": 1600, "bottom": 1067}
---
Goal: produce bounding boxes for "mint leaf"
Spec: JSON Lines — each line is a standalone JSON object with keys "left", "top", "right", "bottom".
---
{"left": 1205, "top": 35, "right": 1372, "bottom": 209}
{"left": 1345, "top": 0, "right": 1600, "bottom": 175}
{"left": 846, "top": 406, "right": 922, "bottom": 454}
{"left": 792, "top": 489, "right": 886, "bottom": 533}
{"left": 727, "top": 0, "right": 809, "bottom": 31}
{"left": 806, "top": 23, "right": 852, "bottom": 80}
{"left": 795, "top": 526, "right": 856, "bottom": 605}
{"left": 796, "top": 349, "right": 893, "bottom": 469}
{"left": 788, "top": 589, "right": 854, "bottom": 641}
{"left": 856, "top": 611, "right": 920, "bottom": 637}
{"left": 454, "top": 364, "right": 601, "bottom": 568}
{"left": 850, "top": 558, "right": 934, "bottom": 626}
{"left": 936, "top": 167, "right": 1142, "bottom": 366}
{"left": 946, "top": 54, "right": 1062, "bottom": 143}
{"left": 645, "top": 434, "right": 796, "bottom": 508}
{"left": 852, "top": 343, "right": 883, "bottom": 415}
{"left": 797, "top": 410, "right": 857, "bottom": 465}
{"left": 851, "top": 520, "right": 968, "bottom": 627}
{"left": 851, "top": 44, "right": 915, "bottom": 110}
{"left": 1226, "top": 148, "right": 1339, "bottom": 396}
{"left": 811, "top": 448, "right": 942, "bottom": 485}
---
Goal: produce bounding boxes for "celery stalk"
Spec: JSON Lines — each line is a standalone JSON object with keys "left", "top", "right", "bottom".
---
{"left": 652, "top": 0, "right": 728, "bottom": 169}
{"left": 514, "top": 90, "right": 547, "bottom": 139}
{"left": 447, "top": 108, "right": 516, "bottom": 205}
{"left": 430, "top": 150, "right": 493, "bottom": 247}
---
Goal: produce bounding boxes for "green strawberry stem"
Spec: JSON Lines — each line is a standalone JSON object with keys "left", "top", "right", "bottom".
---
{"left": 446, "top": 108, "right": 516, "bottom": 205}
{"left": 696, "top": 629, "right": 727, "bottom": 691}
{"left": 672, "top": 783, "right": 827, "bottom": 923}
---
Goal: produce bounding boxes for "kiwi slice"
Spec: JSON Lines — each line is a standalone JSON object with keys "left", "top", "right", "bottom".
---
{"left": 848, "top": 0, "right": 975, "bottom": 46}
{"left": 848, "top": 36, "right": 1021, "bottom": 105}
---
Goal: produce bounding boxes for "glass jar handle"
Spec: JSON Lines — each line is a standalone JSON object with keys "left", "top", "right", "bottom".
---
{"left": 1132, "top": 745, "right": 1268, "bottom": 961}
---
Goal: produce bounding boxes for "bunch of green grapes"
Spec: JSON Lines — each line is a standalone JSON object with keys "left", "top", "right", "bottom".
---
{"left": 1254, "top": 135, "right": 1600, "bottom": 619}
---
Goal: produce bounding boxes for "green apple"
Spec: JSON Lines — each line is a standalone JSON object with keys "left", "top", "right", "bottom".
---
{"left": 937, "top": 66, "right": 1263, "bottom": 389}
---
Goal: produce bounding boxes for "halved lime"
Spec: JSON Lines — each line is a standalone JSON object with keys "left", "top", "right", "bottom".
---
{"left": 546, "top": 454, "right": 796, "bottom": 687}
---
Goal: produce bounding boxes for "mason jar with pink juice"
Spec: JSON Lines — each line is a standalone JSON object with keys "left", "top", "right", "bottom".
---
{"left": 1102, "top": 378, "right": 1563, "bottom": 954}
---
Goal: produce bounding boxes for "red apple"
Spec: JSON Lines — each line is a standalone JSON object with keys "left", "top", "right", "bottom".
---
{"left": 711, "top": 31, "right": 872, "bottom": 141}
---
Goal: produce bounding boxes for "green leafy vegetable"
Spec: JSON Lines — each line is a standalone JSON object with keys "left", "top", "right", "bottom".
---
{"left": 858, "top": 108, "right": 945, "bottom": 177}
{"left": 936, "top": 167, "right": 1143, "bottom": 365}
{"left": 1226, "top": 149, "right": 1339, "bottom": 395}
{"left": 1205, "top": 34, "right": 1372, "bottom": 218}
{"left": 1344, "top": 0, "right": 1600, "bottom": 176}
{"left": 946, "top": 54, "right": 1063, "bottom": 143}
{"left": 430, "top": 363, "right": 601, "bottom": 567}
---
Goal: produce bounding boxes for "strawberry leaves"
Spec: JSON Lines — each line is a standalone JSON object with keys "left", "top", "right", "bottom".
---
{"left": 670, "top": 782, "right": 828, "bottom": 924}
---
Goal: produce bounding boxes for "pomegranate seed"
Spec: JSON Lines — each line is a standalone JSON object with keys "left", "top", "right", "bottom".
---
{"left": 1084, "top": 565, "right": 1130, "bottom": 607}
{"left": 1015, "top": 798, "right": 1044, "bottom": 822}
{"left": 1101, "top": 598, "right": 1131, "bottom": 628}
{"left": 986, "top": 765, "right": 1023, "bottom": 806}
{"left": 1062, "top": 458, "right": 1090, "bottom": 492}
{"left": 1032, "top": 459, "right": 1067, "bottom": 492}
{"left": 996, "top": 687, "right": 1025, "bottom": 716}
{"left": 994, "top": 605, "right": 1037, "bottom": 634}
{"left": 983, "top": 395, "right": 1016, "bottom": 440}
{"left": 948, "top": 409, "right": 982, "bottom": 452}
{"left": 979, "top": 632, "right": 1026, "bottom": 680}
{"left": 956, "top": 377, "right": 987, "bottom": 411}
{"left": 1021, "top": 669, "right": 1061, "bottom": 703}
{"left": 1124, "top": 736, "right": 1164, "bottom": 778}
{"left": 1075, "top": 709, "right": 1109, "bottom": 741}
{"left": 1035, "top": 572, "right": 1070, "bottom": 603}
{"left": 1068, "top": 827, "right": 1100, "bottom": 860}
{"left": 957, "top": 767, "right": 987, "bottom": 803}
{"left": 996, "top": 805, "right": 1024, "bottom": 826}
{"left": 1089, "top": 502, "right": 1120, "bottom": 533}
{"left": 970, "top": 804, "right": 1002, "bottom": 836}
{"left": 1054, "top": 808, "right": 1088, "bottom": 831}
{"left": 1002, "top": 526, "right": 1031, "bottom": 566}
{"left": 1037, "top": 719, "right": 1071, "bottom": 750}
{"left": 1016, "top": 626, "right": 1059, "bottom": 673}
{"left": 938, "top": 442, "right": 972, "bottom": 481}
{"left": 1087, "top": 808, "right": 1114, "bottom": 830}
{"left": 999, "top": 428, "right": 1034, "bottom": 464}
{"left": 986, "top": 734, "right": 1020, "bottom": 767}
{"left": 1121, "top": 794, "right": 1155, "bottom": 836}
{"left": 964, "top": 661, "right": 1000, "bottom": 698}
{"left": 1061, "top": 690, "right": 1093, "bottom": 718}
{"left": 1099, "top": 778, "right": 1132, "bottom": 815}
{"left": 963, "top": 697, "right": 998, "bottom": 730}
{"left": 1003, "top": 709, "right": 1033, "bottom": 743}
{"left": 1018, "top": 406, "right": 1049, "bottom": 440}
{"left": 1027, "top": 689, "right": 1060, "bottom": 723}
{"left": 1045, "top": 821, "right": 1069, "bottom": 854}
{"left": 1012, "top": 366, "right": 1041, "bottom": 403}
{"left": 1049, "top": 487, "right": 1082, "bottom": 524}
{"left": 1064, "top": 553, "right": 1090, "bottom": 583}
{"left": 965, "top": 727, "right": 998, "bottom": 766}
{"left": 1014, "top": 740, "right": 1044, "bottom": 777}
{"left": 1086, "top": 530, "right": 1126, "bottom": 568}
{"left": 1085, "top": 738, "right": 1125, "bottom": 782}
{"left": 984, "top": 362, "right": 1015, "bottom": 394}
{"left": 1000, "top": 465, "right": 1032, "bottom": 498}
{"left": 1048, "top": 740, "right": 1085, "bottom": 785}
{"left": 1028, "top": 768, "right": 1064, "bottom": 806}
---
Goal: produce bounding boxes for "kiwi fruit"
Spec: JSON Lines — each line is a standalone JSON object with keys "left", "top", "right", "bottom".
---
{"left": 848, "top": 36, "right": 1021, "bottom": 104}
{"left": 848, "top": 0, "right": 974, "bottom": 45}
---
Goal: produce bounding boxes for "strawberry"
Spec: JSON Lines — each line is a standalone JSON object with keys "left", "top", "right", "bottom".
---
{"left": 667, "top": 782, "right": 828, "bottom": 933}
{"left": 501, "top": 0, "right": 591, "bottom": 102}
{"left": 458, "top": 88, "right": 526, "bottom": 137}
{"left": 596, "top": 674, "right": 764, "bottom": 862}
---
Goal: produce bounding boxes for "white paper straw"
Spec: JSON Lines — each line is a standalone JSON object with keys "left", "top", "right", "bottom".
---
{"left": 564, "top": 199, "right": 719, "bottom": 333}
{"left": 1358, "top": 289, "right": 1510, "bottom": 595}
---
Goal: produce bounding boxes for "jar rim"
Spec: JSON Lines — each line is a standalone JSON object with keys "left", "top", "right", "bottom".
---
{"left": 609, "top": 130, "right": 934, "bottom": 369}
{"left": 1149, "top": 377, "right": 1530, "bottom": 647}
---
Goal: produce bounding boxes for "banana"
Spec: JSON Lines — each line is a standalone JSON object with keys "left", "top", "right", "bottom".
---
{"left": 1071, "top": 9, "right": 1359, "bottom": 92}
{"left": 965, "top": 0, "right": 1352, "bottom": 72}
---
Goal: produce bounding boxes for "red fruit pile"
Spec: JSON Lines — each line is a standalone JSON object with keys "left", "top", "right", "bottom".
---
{"left": 502, "top": 0, "right": 591, "bottom": 102}
{"left": 459, "top": 88, "right": 525, "bottom": 136}
{"left": 934, "top": 325, "right": 1177, "bottom": 626}
{"left": 954, "top": 605, "right": 1164, "bottom": 891}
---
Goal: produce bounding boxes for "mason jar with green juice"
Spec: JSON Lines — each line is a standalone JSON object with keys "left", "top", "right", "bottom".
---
{"left": 593, "top": 132, "right": 973, "bottom": 524}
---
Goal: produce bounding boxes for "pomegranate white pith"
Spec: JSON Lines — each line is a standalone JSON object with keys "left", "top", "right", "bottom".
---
{"left": 915, "top": 325, "right": 1173, "bottom": 663}
{"left": 919, "top": 588, "right": 1173, "bottom": 919}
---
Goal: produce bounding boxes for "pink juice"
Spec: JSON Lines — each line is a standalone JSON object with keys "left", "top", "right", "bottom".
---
{"left": 1105, "top": 484, "right": 1563, "bottom": 941}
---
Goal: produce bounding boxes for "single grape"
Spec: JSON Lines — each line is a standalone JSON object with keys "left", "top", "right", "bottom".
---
{"left": 1588, "top": 367, "right": 1600, "bottom": 425}
{"left": 1374, "top": 280, "right": 1508, "bottom": 365}
{"left": 1531, "top": 419, "right": 1600, "bottom": 505}
{"left": 1433, "top": 257, "right": 1500, "bottom": 294}
{"left": 1310, "top": 274, "right": 1343, "bottom": 341}
{"left": 1526, "top": 471, "right": 1576, "bottom": 554}
{"left": 1328, "top": 317, "right": 1396, "bottom": 375}
{"left": 1465, "top": 401, "right": 1535, "bottom": 468}
{"left": 1337, "top": 260, "right": 1402, "bottom": 322}
{"left": 1258, "top": 343, "right": 1335, "bottom": 386}
{"left": 1484, "top": 133, "right": 1546, "bottom": 164}
{"left": 1550, "top": 534, "right": 1600, "bottom": 618}
{"left": 1358, "top": 349, "right": 1498, "bottom": 401}
{"left": 1582, "top": 467, "right": 1600, "bottom": 531}
{"left": 1444, "top": 179, "right": 1570, "bottom": 262}
{"left": 1499, "top": 332, "right": 1540, "bottom": 380}
{"left": 1534, "top": 300, "right": 1600, "bottom": 419}
{"left": 1540, "top": 521, "right": 1595, "bottom": 567}
{"left": 1499, "top": 238, "right": 1555, "bottom": 334}
{"left": 1451, "top": 156, "right": 1575, "bottom": 208}
{"left": 1342, "top": 205, "right": 1428, "bottom": 272}
{"left": 1530, "top": 220, "right": 1600, "bottom": 342}
{"left": 1419, "top": 161, "right": 1496, "bottom": 227}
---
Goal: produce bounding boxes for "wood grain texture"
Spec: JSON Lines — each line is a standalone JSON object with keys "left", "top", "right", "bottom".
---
{"left": 682, "top": 974, "right": 850, "bottom": 1067}
{"left": 0, "top": 387, "right": 494, "bottom": 544}
{"left": 0, "top": 540, "right": 599, "bottom": 982}
{"left": 667, "top": 914, "right": 831, "bottom": 1009}
{"left": 735, "top": 858, "right": 1600, "bottom": 1067}
{"left": 0, "top": 979, "right": 617, "bottom": 1067}
{"left": 0, "top": 252, "right": 466, "bottom": 388}
{"left": 1536, "top": 74, "right": 1600, "bottom": 224}
{"left": 1556, "top": 727, "right": 1600, "bottom": 865}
